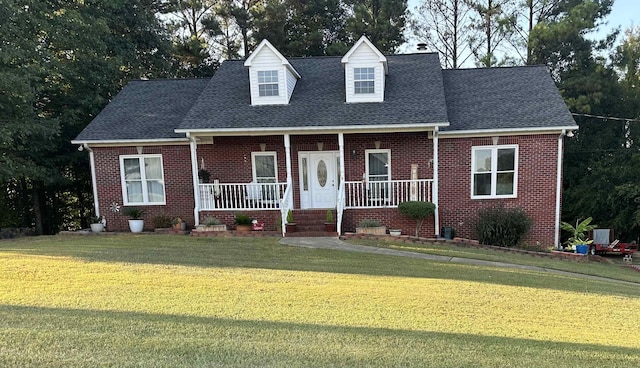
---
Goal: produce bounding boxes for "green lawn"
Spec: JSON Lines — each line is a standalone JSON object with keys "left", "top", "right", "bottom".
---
{"left": 1, "top": 234, "right": 639, "bottom": 367}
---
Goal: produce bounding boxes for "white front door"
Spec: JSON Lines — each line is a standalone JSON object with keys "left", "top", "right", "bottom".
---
{"left": 308, "top": 152, "right": 338, "bottom": 208}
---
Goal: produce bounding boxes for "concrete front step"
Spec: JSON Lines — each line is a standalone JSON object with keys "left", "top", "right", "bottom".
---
{"left": 285, "top": 231, "right": 338, "bottom": 237}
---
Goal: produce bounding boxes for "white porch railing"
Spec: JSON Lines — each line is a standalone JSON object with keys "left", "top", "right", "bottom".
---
{"left": 199, "top": 182, "right": 287, "bottom": 210}
{"left": 344, "top": 179, "right": 433, "bottom": 208}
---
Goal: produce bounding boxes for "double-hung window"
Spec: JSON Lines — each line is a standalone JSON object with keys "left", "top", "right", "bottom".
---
{"left": 251, "top": 152, "right": 278, "bottom": 201}
{"left": 471, "top": 145, "right": 518, "bottom": 198}
{"left": 366, "top": 149, "right": 390, "bottom": 203}
{"left": 258, "top": 70, "right": 279, "bottom": 96}
{"left": 354, "top": 67, "right": 375, "bottom": 94}
{"left": 120, "top": 155, "right": 166, "bottom": 205}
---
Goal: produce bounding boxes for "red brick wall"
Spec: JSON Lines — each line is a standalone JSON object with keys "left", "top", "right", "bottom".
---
{"left": 438, "top": 135, "right": 559, "bottom": 246}
{"left": 93, "top": 145, "right": 195, "bottom": 232}
{"left": 199, "top": 210, "right": 282, "bottom": 231}
{"left": 342, "top": 208, "right": 435, "bottom": 237}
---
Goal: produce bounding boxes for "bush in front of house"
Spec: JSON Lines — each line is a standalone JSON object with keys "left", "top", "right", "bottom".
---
{"left": 475, "top": 206, "right": 532, "bottom": 247}
{"left": 398, "top": 201, "right": 436, "bottom": 237}
{"left": 152, "top": 215, "right": 172, "bottom": 229}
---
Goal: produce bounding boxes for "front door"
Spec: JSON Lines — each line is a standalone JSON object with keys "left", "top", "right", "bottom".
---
{"left": 307, "top": 152, "right": 338, "bottom": 208}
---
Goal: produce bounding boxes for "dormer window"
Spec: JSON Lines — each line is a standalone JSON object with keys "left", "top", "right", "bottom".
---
{"left": 354, "top": 67, "right": 375, "bottom": 94}
{"left": 258, "top": 70, "right": 279, "bottom": 97}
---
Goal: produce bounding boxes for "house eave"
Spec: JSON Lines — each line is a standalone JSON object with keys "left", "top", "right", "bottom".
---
{"left": 71, "top": 138, "right": 189, "bottom": 147}
{"left": 438, "top": 126, "right": 579, "bottom": 138}
{"left": 175, "top": 122, "right": 450, "bottom": 136}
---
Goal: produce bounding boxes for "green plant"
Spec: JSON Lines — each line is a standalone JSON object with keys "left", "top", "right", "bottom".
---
{"left": 198, "top": 169, "right": 211, "bottom": 183}
{"left": 203, "top": 216, "right": 221, "bottom": 226}
{"left": 358, "top": 219, "right": 381, "bottom": 228}
{"left": 475, "top": 206, "right": 531, "bottom": 247}
{"left": 90, "top": 215, "right": 103, "bottom": 224}
{"left": 561, "top": 217, "right": 597, "bottom": 249}
{"left": 326, "top": 209, "right": 334, "bottom": 223}
{"left": 123, "top": 207, "right": 144, "bottom": 220}
{"left": 398, "top": 201, "right": 436, "bottom": 237}
{"left": 286, "top": 209, "right": 294, "bottom": 224}
{"left": 235, "top": 213, "right": 252, "bottom": 225}
{"left": 152, "top": 214, "right": 172, "bottom": 228}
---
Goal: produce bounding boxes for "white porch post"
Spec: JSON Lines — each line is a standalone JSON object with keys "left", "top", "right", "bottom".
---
{"left": 338, "top": 133, "right": 346, "bottom": 235}
{"left": 555, "top": 130, "right": 565, "bottom": 248}
{"left": 338, "top": 133, "right": 345, "bottom": 187}
{"left": 83, "top": 144, "right": 100, "bottom": 217}
{"left": 432, "top": 128, "right": 440, "bottom": 237}
{"left": 284, "top": 134, "right": 292, "bottom": 203}
{"left": 188, "top": 134, "right": 200, "bottom": 226}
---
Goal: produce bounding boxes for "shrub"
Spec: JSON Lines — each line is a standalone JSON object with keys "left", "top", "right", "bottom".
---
{"left": 123, "top": 207, "right": 144, "bottom": 219}
{"left": 358, "top": 219, "right": 381, "bottom": 228}
{"left": 286, "top": 210, "right": 294, "bottom": 224}
{"left": 398, "top": 201, "right": 436, "bottom": 237}
{"left": 203, "top": 216, "right": 221, "bottom": 226}
{"left": 152, "top": 215, "right": 172, "bottom": 228}
{"left": 475, "top": 206, "right": 532, "bottom": 247}
{"left": 90, "top": 215, "right": 103, "bottom": 224}
{"left": 235, "top": 213, "right": 252, "bottom": 225}
{"left": 326, "top": 209, "right": 334, "bottom": 223}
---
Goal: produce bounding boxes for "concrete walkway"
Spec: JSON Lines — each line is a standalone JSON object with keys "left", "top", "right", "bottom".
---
{"left": 279, "top": 237, "right": 640, "bottom": 286}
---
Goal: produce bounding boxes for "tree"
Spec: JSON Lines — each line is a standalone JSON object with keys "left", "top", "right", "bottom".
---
{"left": 345, "top": 0, "right": 408, "bottom": 54}
{"left": 505, "top": 0, "right": 561, "bottom": 65}
{"left": 408, "top": 0, "right": 475, "bottom": 68}
{"left": 468, "top": 0, "right": 514, "bottom": 67}
{"left": 398, "top": 201, "right": 435, "bottom": 237}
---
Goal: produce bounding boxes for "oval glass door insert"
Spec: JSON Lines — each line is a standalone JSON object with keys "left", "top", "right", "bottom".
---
{"left": 317, "top": 160, "right": 327, "bottom": 187}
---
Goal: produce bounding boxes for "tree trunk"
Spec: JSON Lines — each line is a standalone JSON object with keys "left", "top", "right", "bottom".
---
{"left": 32, "top": 181, "right": 43, "bottom": 235}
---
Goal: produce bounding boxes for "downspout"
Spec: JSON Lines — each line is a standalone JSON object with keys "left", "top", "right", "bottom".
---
{"left": 187, "top": 133, "right": 200, "bottom": 226}
{"left": 284, "top": 134, "right": 293, "bottom": 205}
{"left": 338, "top": 133, "right": 346, "bottom": 235}
{"left": 83, "top": 144, "right": 100, "bottom": 217}
{"left": 432, "top": 127, "right": 440, "bottom": 237}
{"left": 555, "top": 130, "right": 565, "bottom": 248}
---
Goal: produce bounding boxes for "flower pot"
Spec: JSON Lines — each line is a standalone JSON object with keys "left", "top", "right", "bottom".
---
{"left": 90, "top": 223, "right": 104, "bottom": 233}
{"left": 285, "top": 223, "right": 297, "bottom": 233}
{"left": 324, "top": 223, "right": 336, "bottom": 232}
{"left": 576, "top": 244, "right": 589, "bottom": 255}
{"left": 196, "top": 224, "right": 227, "bottom": 232}
{"left": 389, "top": 229, "right": 401, "bottom": 236}
{"left": 356, "top": 226, "right": 386, "bottom": 235}
{"left": 236, "top": 224, "right": 252, "bottom": 232}
{"left": 128, "top": 219, "right": 144, "bottom": 233}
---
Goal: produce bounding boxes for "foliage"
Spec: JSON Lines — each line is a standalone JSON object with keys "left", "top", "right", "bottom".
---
{"left": 345, "top": 0, "right": 407, "bottom": 54}
{"left": 398, "top": 201, "right": 436, "bottom": 237}
{"left": 475, "top": 206, "right": 531, "bottom": 247}
{"left": 203, "top": 216, "right": 222, "bottom": 226}
{"left": 560, "top": 217, "right": 598, "bottom": 248}
{"left": 235, "top": 213, "right": 252, "bottom": 225}
{"left": 152, "top": 215, "right": 173, "bottom": 229}
{"left": 123, "top": 207, "right": 145, "bottom": 220}
{"left": 90, "top": 215, "right": 103, "bottom": 224}
{"left": 326, "top": 209, "right": 334, "bottom": 223}
{"left": 468, "top": 0, "right": 514, "bottom": 67}
{"left": 285, "top": 209, "right": 294, "bottom": 224}
{"left": 358, "top": 219, "right": 381, "bottom": 228}
{"left": 198, "top": 169, "right": 211, "bottom": 183}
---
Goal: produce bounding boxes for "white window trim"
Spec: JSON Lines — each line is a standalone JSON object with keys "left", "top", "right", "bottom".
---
{"left": 119, "top": 154, "right": 166, "bottom": 205}
{"left": 354, "top": 67, "right": 375, "bottom": 94}
{"left": 470, "top": 145, "right": 519, "bottom": 199}
{"left": 365, "top": 149, "right": 391, "bottom": 200}
{"left": 257, "top": 70, "right": 279, "bottom": 97}
{"left": 251, "top": 151, "right": 278, "bottom": 183}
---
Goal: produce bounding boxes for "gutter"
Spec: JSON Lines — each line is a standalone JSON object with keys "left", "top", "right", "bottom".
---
{"left": 555, "top": 130, "right": 566, "bottom": 248}
{"left": 82, "top": 144, "right": 100, "bottom": 217}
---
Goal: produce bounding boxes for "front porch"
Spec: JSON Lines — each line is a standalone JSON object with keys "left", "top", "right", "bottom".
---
{"left": 188, "top": 132, "right": 439, "bottom": 236}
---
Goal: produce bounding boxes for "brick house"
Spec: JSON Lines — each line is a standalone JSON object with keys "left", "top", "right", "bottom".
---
{"left": 72, "top": 36, "right": 577, "bottom": 246}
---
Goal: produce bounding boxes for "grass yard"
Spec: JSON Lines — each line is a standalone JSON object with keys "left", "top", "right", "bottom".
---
{"left": 0, "top": 235, "right": 639, "bottom": 367}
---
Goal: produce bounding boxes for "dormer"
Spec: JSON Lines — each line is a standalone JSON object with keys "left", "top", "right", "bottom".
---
{"left": 341, "top": 36, "right": 388, "bottom": 103}
{"left": 244, "top": 39, "right": 301, "bottom": 106}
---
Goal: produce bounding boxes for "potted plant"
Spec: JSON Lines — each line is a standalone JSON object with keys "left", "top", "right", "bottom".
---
{"left": 285, "top": 209, "right": 296, "bottom": 233}
{"left": 389, "top": 229, "right": 402, "bottom": 236}
{"left": 123, "top": 207, "right": 145, "bottom": 233}
{"left": 90, "top": 215, "right": 104, "bottom": 233}
{"left": 561, "top": 217, "right": 597, "bottom": 254}
{"left": 172, "top": 217, "right": 188, "bottom": 232}
{"left": 398, "top": 201, "right": 436, "bottom": 237}
{"left": 198, "top": 169, "right": 211, "bottom": 183}
{"left": 235, "top": 213, "right": 252, "bottom": 231}
{"left": 324, "top": 209, "right": 336, "bottom": 232}
{"left": 196, "top": 216, "right": 227, "bottom": 232}
{"left": 356, "top": 219, "right": 386, "bottom": 235}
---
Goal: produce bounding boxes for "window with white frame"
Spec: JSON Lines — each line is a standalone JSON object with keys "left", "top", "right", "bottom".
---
{"left": 366, "top": 149, "right": 390, "bottom": 201}
{"left": 354, "top": 67, "right": 375, "bottom": 94}
{"left": 258, "top": 70, "right": 279, "bottom": 96}
{"left": 120, "top": 155, "right": 165, "bottom": 205}
{"left": 471, "top": 145, "right": 518, "bottom": 198}
{"left": 251, "top": 152, "right": 278, "bottom": 202}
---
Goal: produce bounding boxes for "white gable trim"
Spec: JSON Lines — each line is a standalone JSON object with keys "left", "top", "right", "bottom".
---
{"left": 341, "top": 36, "right": 388, "bottom": 74}
{"left": 245, "top": 39, "right": 301, "bottom": 78}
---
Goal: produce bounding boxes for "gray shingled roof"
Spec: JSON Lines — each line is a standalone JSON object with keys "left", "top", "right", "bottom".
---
{"left": 178, "top": 53, "right": 449, "bottom": 130}
{"left": 74, "top": 53, "right": 576, "bottom": 142}
{"left": 73, "top": 78, "right": 209, "bottom": 141}
{"left": 442, "top": 66, "right": 576, "bottom": 132}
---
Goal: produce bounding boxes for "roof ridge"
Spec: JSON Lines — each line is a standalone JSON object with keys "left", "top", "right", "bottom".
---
{"left": 444, "top": 64, "right": 547, "bottom": 72}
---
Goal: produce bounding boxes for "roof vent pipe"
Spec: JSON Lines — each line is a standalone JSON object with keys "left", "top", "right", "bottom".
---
{"left": 416, "top": 43, "right": 428, "bottom": 52}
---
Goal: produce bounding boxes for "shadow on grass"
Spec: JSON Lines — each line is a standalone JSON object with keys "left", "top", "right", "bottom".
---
{"left": 0, "top": 304, "right": 638, "bottom": 368}
{"left": 2, "top": 234, "right": 639, "bottom": 297}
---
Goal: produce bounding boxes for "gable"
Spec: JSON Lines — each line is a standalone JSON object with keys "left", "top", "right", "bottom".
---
{"left": 245, "top": 39, "right": 300, "bottom": 106}
{"left": 341, "top": 36, "right": 388, "bottom": 103}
